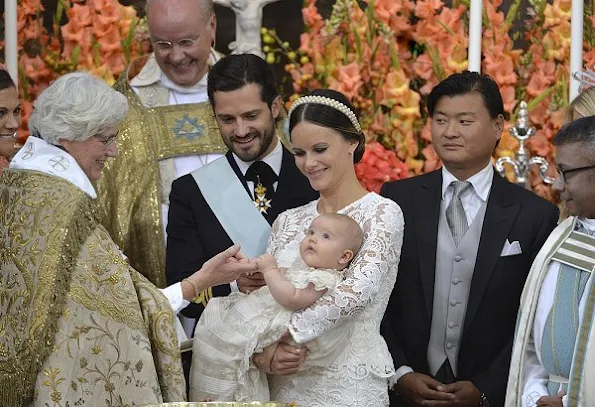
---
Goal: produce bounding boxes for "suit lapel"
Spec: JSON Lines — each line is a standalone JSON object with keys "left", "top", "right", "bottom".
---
{"left": 463, "top": 173, "right": 521, "bottom": 332}
{"left": 225, "top": 151, "right": 251, "bottom": 196}
{"left": 415, "top": 171, "right": 443, "bottom": 319}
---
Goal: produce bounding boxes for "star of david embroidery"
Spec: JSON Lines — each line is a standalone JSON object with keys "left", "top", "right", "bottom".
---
{"left": 48, "top": 156, "right": 70, "bottom": 171}
{"left": 172, "top": 115, "right": 205, "bottom": 141}
{"left": 20, "top": 142, "right": 34, "bottom": 160}
{"left": 253, "top": 183, "right": 272, "bottom": 214}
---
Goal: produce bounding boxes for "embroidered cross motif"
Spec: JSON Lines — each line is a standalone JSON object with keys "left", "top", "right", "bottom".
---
{"left": 254, "top": 183, "right": 272, "bottom": 214}
{"left": 172, "top": 115, "right": 205, "bottom": 141}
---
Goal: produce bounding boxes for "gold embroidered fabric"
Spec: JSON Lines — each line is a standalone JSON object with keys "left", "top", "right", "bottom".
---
{"left": 96, "top": 71, "right": 226, "bottom": 288}
{"left": 0, "top": 169, "right": 185, "bottom": 406}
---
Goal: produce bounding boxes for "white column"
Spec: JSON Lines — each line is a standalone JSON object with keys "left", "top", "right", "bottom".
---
{"left": 569, "top": 0, "right": 584, "bottom": 102}
{"left": 4, "top": 0, "right": 18, "bottom": 89}
{"left": 468, "top": 0, "right": 483, "bottom": 73}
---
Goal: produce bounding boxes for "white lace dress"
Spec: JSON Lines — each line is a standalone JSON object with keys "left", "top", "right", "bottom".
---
{"left": 267, "top": 193, "right": 404, "bottom": 406}
{"left": 189, "top": 258, "right": 349, "bottom": 402}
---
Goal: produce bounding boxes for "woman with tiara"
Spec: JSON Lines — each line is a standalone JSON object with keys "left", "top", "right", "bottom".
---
{"left": 248, "top": 89, "right": 405, "bottom": 406}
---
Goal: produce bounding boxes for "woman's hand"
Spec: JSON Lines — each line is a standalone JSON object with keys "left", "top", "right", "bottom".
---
{"left": 183, "top": 244, "right": 259, "bottom": 300}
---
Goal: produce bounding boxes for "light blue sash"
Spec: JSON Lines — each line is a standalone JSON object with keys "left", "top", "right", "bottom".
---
{"left": 190, "top": 157, "right": 271, "bottom": 258}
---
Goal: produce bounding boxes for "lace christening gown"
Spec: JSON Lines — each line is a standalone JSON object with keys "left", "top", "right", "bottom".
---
{"left": 267, "top": 193, "right": 404, "bottom": 406}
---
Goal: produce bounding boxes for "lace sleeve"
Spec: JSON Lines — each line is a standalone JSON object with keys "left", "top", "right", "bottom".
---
{"left": 289, "top": 198, "right": 404, "bottom": 344}
{"left": 267, "top": 210, "right": 286, "bottom": 258}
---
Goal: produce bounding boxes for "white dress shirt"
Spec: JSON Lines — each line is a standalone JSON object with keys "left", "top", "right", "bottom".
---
{"left": 232, "top": 137, "right": 283, "bottom": 199}
{"left": 391, "top": 162, "right": 495, "bottom": 387}
{"left": 521, "top": 218, "right": 595, "bottom": 407}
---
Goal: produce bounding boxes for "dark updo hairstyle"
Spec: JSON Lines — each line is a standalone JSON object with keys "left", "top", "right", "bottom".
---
{"left": 288, "top": 89, "right": 365, "bottom": 163}
{"left": 0, "top": 69, "right": 16, "bottom": 91}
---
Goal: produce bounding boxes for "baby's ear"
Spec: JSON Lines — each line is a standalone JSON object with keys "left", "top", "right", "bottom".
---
{"left": 339, "top": 250, "right": 354, "bottom": 265}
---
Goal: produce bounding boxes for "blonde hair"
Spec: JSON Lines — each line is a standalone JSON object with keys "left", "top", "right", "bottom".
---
{"left": 565, "top": 87, "right": 595, "bottom": 122}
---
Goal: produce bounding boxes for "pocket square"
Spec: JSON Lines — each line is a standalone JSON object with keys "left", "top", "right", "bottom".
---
{"left": 501, "top": 239, "right": 522, "bottom": 256}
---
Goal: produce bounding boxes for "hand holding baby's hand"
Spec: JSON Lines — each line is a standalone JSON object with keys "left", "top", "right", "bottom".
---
{"left": 255, "top": 254, "right": 278, "bottom": 273}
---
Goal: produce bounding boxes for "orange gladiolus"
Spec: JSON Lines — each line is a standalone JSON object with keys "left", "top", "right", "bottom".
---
{"left": 329, "top": 62, "right": 363, "bottom": 100}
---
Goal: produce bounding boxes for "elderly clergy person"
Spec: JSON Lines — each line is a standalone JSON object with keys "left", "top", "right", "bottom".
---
{"left": 97, "top": 0, "right": 226, "bottom": 287}
{"left": 506, "top": 116, "right": 595, "bottom": 407}
{"left": 0, "top": 72, "right": 255, "bottom": 407}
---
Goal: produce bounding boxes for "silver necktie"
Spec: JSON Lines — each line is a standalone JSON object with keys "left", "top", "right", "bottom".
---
{"left": 446, "top": 181, "right": 472, "bottom": 246}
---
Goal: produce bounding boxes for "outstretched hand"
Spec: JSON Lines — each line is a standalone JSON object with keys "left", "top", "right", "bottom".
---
{"left": 197, "top": 244, "right": 258, "bottom": 287}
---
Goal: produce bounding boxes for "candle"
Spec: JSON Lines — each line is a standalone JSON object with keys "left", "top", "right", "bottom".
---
{"left": 4, "top": 0, "right": 18, "bottom": 89}
{"left": 468, "top": 0, "right": 483, "bottom": 73}
{"left": 569, "top": 0, "right": 584, "bottom": 102}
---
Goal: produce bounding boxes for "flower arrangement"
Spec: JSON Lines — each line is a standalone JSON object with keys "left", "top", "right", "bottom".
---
{"left": 263, "top": 0, "right": 592, "bottom": 198}
{"left": 4, "top": 0, "right": 149, "bottom": 143}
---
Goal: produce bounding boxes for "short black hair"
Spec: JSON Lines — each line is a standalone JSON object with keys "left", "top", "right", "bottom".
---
{"left": 207, "top": 54, "right": 280, "bottom": 108}
{"left": 554, "top": 116, "right": 595, "bottom": 147}
{"left": 427, "top": 71, "right": 504, "bottom": 119}
{"left": 0, "top": 70, "right": 16, "bottom": 91}
{"left": 288, "top": 89, "right": 365, "bottom": 163}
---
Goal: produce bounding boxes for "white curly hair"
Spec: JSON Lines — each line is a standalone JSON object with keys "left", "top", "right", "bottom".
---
{"left": 28, "top": 72, "right": 128, "bottom": 145}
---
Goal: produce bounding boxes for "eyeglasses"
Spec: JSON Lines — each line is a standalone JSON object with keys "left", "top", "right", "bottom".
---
{"left": 556, "top": 164, "right": 595, "bottom": 182}
{"left": 152, "top": 37, "right": 199, "bottom": 52}
{"left": 95, "top": 131, "right": 118, "bottom": 146}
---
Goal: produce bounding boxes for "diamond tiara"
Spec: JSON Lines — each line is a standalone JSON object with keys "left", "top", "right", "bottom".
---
{"left": 287, "top": 95, "right": 362, "bottom": 133}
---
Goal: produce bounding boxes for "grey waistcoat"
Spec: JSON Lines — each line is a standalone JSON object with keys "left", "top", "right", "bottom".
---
{"left": 427, "top": 199, "right": 488, "bottom": 376}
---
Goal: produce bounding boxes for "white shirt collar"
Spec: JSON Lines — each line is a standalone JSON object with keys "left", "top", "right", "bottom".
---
{"left": 10, "top": 136, "right": 97, "bottom": 198}
{"left": 233, "top": 138, "right": 283, "bottom": 178}
{"left": 129, "top": 51, "right": 219, "bottom": 89}
{"left": 577, "top": 218, "right": 595, "bottom": 236}
{"left": 160, "top": 71, "right": 208, "bottom": 94}
{"left": 441, "top": 162, "right": 493, "bottom": 202}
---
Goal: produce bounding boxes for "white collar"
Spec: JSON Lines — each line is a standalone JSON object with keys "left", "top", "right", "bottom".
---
{"left": 233, "top": 139, "right": 283, "bottom": 178}
{"left": 441, "top": 162, "right": 493, "bottom": 202}
{"left": 129, "top": 51, "right": 219, "bottom": 90}
{"left": 577, "top": 218, "right": 595, "bottom": 236}
{"left": 9, "top": 137, "right": 97, "bottom": 198}
{"left": 160, "top": 71, "right": 208, "bottom": 94}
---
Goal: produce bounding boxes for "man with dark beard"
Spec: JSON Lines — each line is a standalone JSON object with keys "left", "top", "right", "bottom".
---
{"left": 165, "top": 54, "right": 317, "bottom": 326}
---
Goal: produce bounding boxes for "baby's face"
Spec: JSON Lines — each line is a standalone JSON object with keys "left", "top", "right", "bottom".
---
{"left": 299, "top": 216, "right": 350, "bottom": 270}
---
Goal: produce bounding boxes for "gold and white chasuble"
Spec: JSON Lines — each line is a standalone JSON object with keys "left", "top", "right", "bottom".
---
{"left": 0, "top": 139, "right": 185, "bottom": 406}
{"left": 96, "top": 53, "right": 227, "bottom": 288}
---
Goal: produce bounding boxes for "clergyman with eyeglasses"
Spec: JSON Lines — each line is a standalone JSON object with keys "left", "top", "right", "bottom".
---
{"left": 96, "top": 0, "right": 227, "bottom": 289}
{"left": 506, "top": 116, "right": 595, "bottom": 407}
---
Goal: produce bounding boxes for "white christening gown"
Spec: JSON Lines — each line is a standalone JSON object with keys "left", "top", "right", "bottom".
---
{"left": 267, "top": 193, "right": 404, "bottom": 406}
{"left": 189, "top": 258, "right": 350, "bottom": 402}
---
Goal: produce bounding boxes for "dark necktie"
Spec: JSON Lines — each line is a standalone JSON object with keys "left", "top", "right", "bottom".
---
{"left": 244, "top": 161, "right": 278, "bottom": 219}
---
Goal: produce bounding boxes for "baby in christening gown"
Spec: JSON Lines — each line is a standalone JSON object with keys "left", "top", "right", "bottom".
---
{"left": 189, "top": 213, "right": 364, "bottom": 402}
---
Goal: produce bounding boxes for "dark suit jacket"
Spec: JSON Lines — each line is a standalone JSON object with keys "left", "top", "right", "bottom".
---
{"left": 380, "top": 169, "right": 559, "bottom": 407}
{"left": 166, "top": 147, "right": 318, "bottom": 320}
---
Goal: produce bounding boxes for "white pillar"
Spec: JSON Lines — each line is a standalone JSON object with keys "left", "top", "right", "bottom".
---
{"left": 468, "top": 0, "right": 483, "bottom": 72}
{"left": 569, "top": 0, "right": 584, "bottom": 102}
{"left": 4, "top": 0, "right": 18, "bottom": 89}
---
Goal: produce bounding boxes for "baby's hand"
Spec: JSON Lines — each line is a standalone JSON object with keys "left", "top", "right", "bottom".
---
{"left": 256, "top": 254, "right": 278, "bottom": 272}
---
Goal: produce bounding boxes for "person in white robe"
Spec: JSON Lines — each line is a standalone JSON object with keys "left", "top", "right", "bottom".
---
{"left": 506, "top": 116, "right": 595, "bottom": 407}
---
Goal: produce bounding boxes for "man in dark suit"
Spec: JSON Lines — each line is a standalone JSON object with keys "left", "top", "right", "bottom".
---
{"left": 166, "top": 54, "right": 317, "bottom": 324}
{"left": 381, "top": 71, "right": 559, "bottom": 407}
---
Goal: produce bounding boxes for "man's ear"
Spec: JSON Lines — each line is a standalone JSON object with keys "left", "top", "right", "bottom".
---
{"left": 339, "top": 249, "right": 354, "bottom": 265}
{"left": 271, "top": 95, "right": 283, "bottom": 120}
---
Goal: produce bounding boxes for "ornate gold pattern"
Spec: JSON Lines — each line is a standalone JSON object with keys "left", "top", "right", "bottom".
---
{"left": 0, "top": 169, "right": 96, "bottom": 407}
{"left": 0, "top": 169, "right": 185, "bottom": 406}
{"left": 97, "top": 75, "right": 225, "bottom": 287}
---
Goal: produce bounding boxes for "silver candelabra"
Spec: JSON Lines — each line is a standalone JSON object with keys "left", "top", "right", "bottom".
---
{"left": 494, "top": 101, "right": 555, "bottom": 186}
